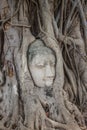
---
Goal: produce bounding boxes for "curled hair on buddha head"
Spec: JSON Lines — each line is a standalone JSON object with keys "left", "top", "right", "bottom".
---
{"left": 27, "top": 39, "right": 56, "bottom": 63}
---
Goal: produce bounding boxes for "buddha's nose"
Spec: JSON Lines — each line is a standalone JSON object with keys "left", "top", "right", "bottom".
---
{"left": 45, "top": 65, "right": 54, "bottom": 78}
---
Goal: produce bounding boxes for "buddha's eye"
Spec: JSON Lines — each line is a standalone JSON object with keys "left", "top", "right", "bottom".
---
{"left": 36, "top": 64, "right": 45, "bottom": 68}
{"left": 50, "top": 62, "right": 55, "bottom": 67}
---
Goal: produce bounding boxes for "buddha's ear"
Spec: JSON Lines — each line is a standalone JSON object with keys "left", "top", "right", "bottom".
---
{"left": 0, "top": 70, "right": 6, "bottom": 87}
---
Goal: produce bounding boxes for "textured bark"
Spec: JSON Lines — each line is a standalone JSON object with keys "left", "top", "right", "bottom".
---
{"left": 0, "top": 0, "right": 87, "bottom": 130}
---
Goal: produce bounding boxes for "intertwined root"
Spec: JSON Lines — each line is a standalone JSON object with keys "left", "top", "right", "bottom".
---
{"left": 24, "top": 96, "right": 86, "bottom": 130}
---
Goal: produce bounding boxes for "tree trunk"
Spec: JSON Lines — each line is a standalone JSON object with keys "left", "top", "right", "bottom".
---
{"left": 0, "top": 0, "right": 87, "bottom": 130}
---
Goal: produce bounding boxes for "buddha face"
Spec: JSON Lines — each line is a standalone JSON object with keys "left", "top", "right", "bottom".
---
{"left": 29, "top": 53, "right": 56, "bottom": 88}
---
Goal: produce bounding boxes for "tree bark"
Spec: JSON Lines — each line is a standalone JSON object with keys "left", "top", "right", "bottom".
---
{"left": 0, "top": 0, "right": 87, "bottom": 130}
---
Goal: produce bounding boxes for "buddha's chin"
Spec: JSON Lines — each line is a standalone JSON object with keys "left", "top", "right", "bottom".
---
{"left": 45, "top": 81, "right": 53, "bottom": 87}
{"left": 35, "top": 80, "right": 53, "bottom": 88}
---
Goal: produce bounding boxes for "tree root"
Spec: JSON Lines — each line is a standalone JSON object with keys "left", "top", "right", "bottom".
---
{"left": 29, "top": 97, "right": 83, "bottom": 130}
{"left": 63, "top": 90, "right": 85, "bottom": 125}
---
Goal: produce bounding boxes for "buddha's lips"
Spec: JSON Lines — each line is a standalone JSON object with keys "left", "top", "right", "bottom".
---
{"left": 43, "top": 78, "right": 54, "bottom": 81}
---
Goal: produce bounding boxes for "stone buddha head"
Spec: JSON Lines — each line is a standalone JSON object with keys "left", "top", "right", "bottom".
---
{"left": 28, "top": 39, "right": 56, "bottom": 88}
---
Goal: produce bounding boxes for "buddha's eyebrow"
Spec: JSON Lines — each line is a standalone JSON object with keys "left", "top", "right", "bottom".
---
{"left": 50, "top": 60, "right": 55, "bottom": 64}
{"left": 35, "top": 61, "right": 45, "bottom": 65}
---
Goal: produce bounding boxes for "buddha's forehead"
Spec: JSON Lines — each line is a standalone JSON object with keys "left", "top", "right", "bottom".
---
{"left": 28, "top": 39, "right": 56, "bottom": 64}
{"left": 29, "top": 46, "right": 53, "bottom": 55}
{"left": 28, "top": 39, "right": 54, "bottom": 55}
{"left": 30, "top": 53, "right": 55, "bottom": 65}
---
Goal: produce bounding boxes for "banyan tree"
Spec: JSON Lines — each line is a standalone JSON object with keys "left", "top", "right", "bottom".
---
{"left": 0, "top": 0, "right": 87, "bottom": 130}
